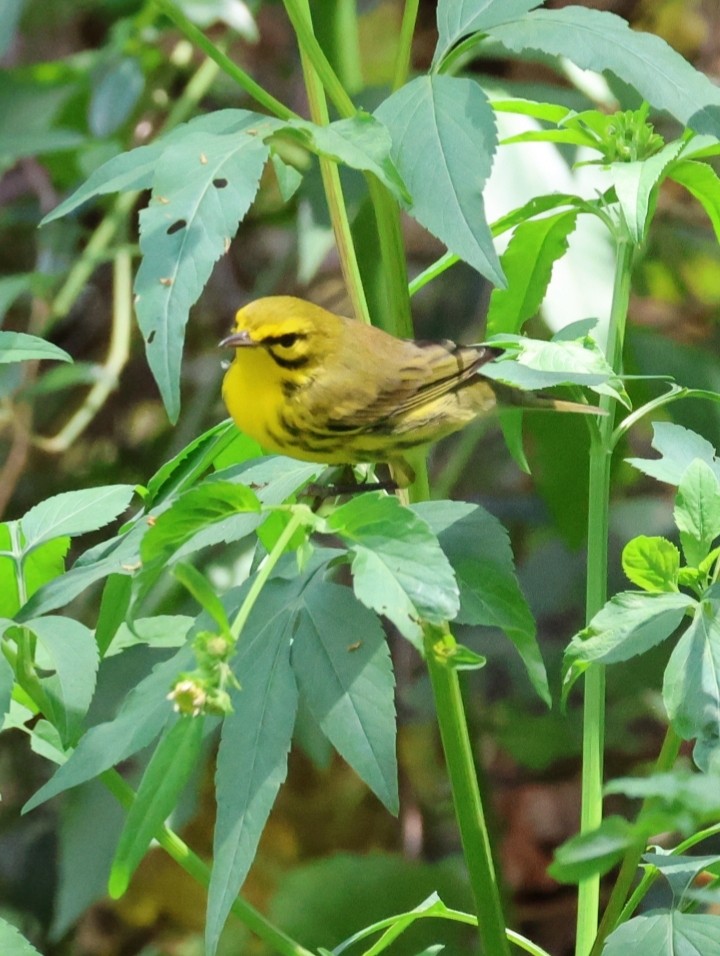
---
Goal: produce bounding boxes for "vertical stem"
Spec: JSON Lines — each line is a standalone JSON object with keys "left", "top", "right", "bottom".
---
{"left": 287, "top": 0, "right": 371, "bottom": 325}
{"left": 392, "top": 0, "right": 419, "bottom": 90}
{"left": 575, "top": 236, "right": 634, "bottom": 956}
{"left": 424, "top": 625, "right": 511, "bottom": 956}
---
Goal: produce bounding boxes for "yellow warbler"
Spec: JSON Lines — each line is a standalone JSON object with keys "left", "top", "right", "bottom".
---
{"left": 220, "top": 296, "right": 597, "bottom": 486}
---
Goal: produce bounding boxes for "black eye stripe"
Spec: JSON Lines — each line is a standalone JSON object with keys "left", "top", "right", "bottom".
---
{"left": 260, "top": 332, "right": 307, "bottom": 348}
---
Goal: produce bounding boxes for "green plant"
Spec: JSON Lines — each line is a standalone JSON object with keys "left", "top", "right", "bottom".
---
{"left": 3, "top": 2, "right": 720, "bottom": 956}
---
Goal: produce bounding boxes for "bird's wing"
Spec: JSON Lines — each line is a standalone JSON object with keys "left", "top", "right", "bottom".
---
{"left": 307, "top": 333, "right": 498, "bottom": 432}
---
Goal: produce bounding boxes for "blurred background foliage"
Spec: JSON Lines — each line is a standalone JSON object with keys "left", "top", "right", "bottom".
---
{"left": 1, "top": 1, "right": 719, "bottom": 954}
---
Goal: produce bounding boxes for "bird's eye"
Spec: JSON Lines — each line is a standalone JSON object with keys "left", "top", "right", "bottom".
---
{"left": 276, "top": 333, "right": 298, "bottom": 348}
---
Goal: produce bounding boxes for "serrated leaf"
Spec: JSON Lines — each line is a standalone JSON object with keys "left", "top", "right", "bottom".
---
{"left": 328, "top": 493, "right": 458, "bottom": 645}
{"left": 280, "top": 113, "right": 409, "bottom": 203}
{"left": 375, "top": 75, "right": 504, "bottom": 287}
{"left": 622, "top": 536, "right": 681, "bottom": 592}
{"left": 207, "top": 580, "right": 298, "bottom": 956}
{"left": 0, "top": 918, "right": 43, "bottom": 956}
{"left": 605, "top": 139, "right": 685, "bottom": 244}
{"left": 488, "top": 7, "right": 720, "bottom": 138}
{"left": 26, "top": 616, "right": 99, "bottom": 744}
{"left": 105, "top": 615, "right": 194, "bottom": 657}
{"left": 674, "top": 459, "right": 720, "bottom": 568}
{"left": 486, "top": 210, "right": 578, "bottom": 336}
{"left": 434, "top": 0, "right": 543, "bottom": 66}
{"left": 0, "top": 331, "right": 72, "bottom": 365}
{"left": 0, "top": 525, "right": 69, "bottom": 618}
{"left": 564, "top": 591, "right": 694, "bottom": 699}
{"left": 413, "top": 500, "right": 548, "bottom": 704}
{"left": 627, "top": 422, "right": 720, "bottom": 486}
{"left": 549, "top": 815, "right": 634, "bottom": 884}
{"left": 20, "top": 485, "right": 135, "bottom": 554}
{"left": 140, "top": 481, "right": 261, "bottom": 565}
{"left": 24, "top": 645, "right": 192, "bottom": 812}
{"left": 669, "top": 160, "right": 720, "bottom": 243}
{"left": 291, "top": 577, "right": 397, "bottom": 812}
{"left": 604, "top": 911, "right": 720, "bottom": 956}
{"left": 134, "top": 130, "right": 269, "bottom": 421}
{"left": 109, "top": 714, "right": 205, "bottom": 898}
{"left": 663, "top": 599, "right": 720, "bottom": 772}
{"left": 42, "top": 108, "right": 270, "bottom": 224}
{"left": 15, "top": 523, "right": 143, "bottom": 622}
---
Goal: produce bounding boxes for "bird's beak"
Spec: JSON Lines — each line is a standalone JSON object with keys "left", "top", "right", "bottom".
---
{"left": 218, "top": 330, "right": 256, "bottom": 348}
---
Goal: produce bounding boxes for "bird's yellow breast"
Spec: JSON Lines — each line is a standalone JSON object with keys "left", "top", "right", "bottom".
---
{"left": 222, "top": 348, "right": 287, "bottom": 454}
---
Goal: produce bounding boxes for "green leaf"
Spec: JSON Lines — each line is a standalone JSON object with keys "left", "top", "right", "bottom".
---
{"left": 668, "top": 160, "right": 720, "bottom": 244}
{"left": 95, "top": 574, "right": 133, "bottom": 657}
{"left": 0, "top": 330, "right": 72, "bottom": 365}
{"left": 0, "top": 918, "right": 43, "bottom": 956}
{"left": 414, "top": 500, "right": 548, "bottom": 705}
{"left": 643, "top": 850, "right": 720, "bottom": 902}
{"left": 280, "top": 114, "right": 409, "bottom": 203}
{"left": 663, "top": 599, "right": 720, "bottom": 772}
{"left": 627, "top": 422, "right": 720, "bottom": 486}
{"left": 0, "top": 651, "right": 13, "bottom": 727}
{"left": 134, "top": 129, "right": 269, "bottom": 422}
{"left": 23, "top": 645, "right": 192, "bottom": 812}
{"left": 291, "top": 577, "right": 397, "bottom": 812}
{"left": 607, "top": 139, "right": 685, "bottom": 244}
{"left": 20, "top": 485, "right": 135, "bottom": 554}
{"left": 140, "top": 480, "right": 260, "bottom": 566}
{"left": 109, "top": 714, "right": 205, "bottom": 898}
{"left": 434, "top": 0, "right": 543, "bottom": 66}
{"left": 26, "top": 616, "right": 99, "bottom": 744}
{"left": 328, "top": 493, "right": 459, "bottom": 645}
{"left": 375, "top": 75, "right": 504, "bottom": 287}
{"left": 270, "top": 152, "right": 303, "bottom": 202}
{"left": 144, "top": 419, "right": 237, "bottom": 506}
{"left": 488, "top": 7, "right": 720, "bottom": 138}
{"left": 0, "top": 525, "right": 68, "bottom": 618}
{"left": 604, "top": 911, "right": 720, "bottom": 956}
{"left": 564, "top": 591, "right": 694, "bottom": 698}
{"left": 622, "top": 536, "right": 681, "bottom": 592}
{"left": 548, "top": 815, "right": 634, "bottom": 884}
{"left": 207, "top": 580, "right": 298, "bottom": 956}
{"left": 486, "top": 211, "right": 578, "bottom": 335}
{"left": 15, "top": 523, "right": 143, "bottom": 622}
{"left": 173, "top": 563, "right": 231, "bottom": 635}
{"left": 105, "top": 615, "right": 194, "bottom": 657}
{"left": 674, "top": 459, "right": 720, "bottom": 568}
{"left": 88, "top": 57, "right": 144, "bottom": 139}
{"left": 605, "top": 771, "right": 720, "bottom": 824}
{"left": 42, "top": 108, "right": 270, "bottom": 224}
{"left": 483, "top": 334, "right": 624, "bottom": 402}
{"left": 0, "top": 274, "right": 34, "bottom": 321}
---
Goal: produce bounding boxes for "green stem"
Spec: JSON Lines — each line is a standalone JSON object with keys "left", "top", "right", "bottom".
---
{"left": 576, "top": 236, "right": 634, "bottom": 956}
{"left": 230, "top": 509, "right": 308, "bottom": 641}
{"left": 154, "top": 0, "right": 297, "bottom": 121}
{"left": 287, "top": 0, "right": 370, "bottom": 325}
{"left": 101, "top": 770, "right": 313, "bottom": 956}
{"left": 283, "top": 0, "right": 356, "bottom": 119}
{"left": 424, "top": 624, "right": 510, "bottom": 956}
{"left": 365, "top": 175, "right": 412, "bottom": 337}
{"left": 392, "top": 0, "right": 419, "bottom": 90}
{"left": 590, "top": 725, "right": 681, "bottom": 955}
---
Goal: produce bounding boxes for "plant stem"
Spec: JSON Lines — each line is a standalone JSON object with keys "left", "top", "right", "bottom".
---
{"left": 283, "top": 0, "right": 356, "bottom": 119}
{"left": 424, "top": 624, "right": 510, "bottom": 956}
{"left": 154, "top": 0, "right": 298, "bottom": 121}
{"left": 575, "top": 236, "right": 634, "bottom": 956}
{"left": 393, "top": 0, "right": 419, "bottom": 90}
{"left": 101, "top": 770, "right": 314, "bottom": 956}
{"left": 590, "top": 725, "right": 681, "bottom": 955}
{"left": 287, "top": 0, "right": 370, "bottom": 325}
{"left": 230, "top": 509, "right": 308, "bottom": 641}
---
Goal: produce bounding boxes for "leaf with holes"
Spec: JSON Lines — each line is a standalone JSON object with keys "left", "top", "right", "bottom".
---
{"left": 134, "top": 129, "right": 269, "bottom": 422}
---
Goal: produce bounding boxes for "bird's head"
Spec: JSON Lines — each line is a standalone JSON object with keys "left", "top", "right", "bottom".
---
{"left": 219, "top": 296, "right": 340, "bottom": 372}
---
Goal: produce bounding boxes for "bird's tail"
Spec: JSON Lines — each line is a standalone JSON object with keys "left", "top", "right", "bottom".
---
{"left": 496, "top": 384, "right": 606, "bottom": 416}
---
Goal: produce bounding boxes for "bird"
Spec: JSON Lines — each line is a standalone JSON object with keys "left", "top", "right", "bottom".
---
{"left": 220, "top": 296, "right": 599, "bottom": 487}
